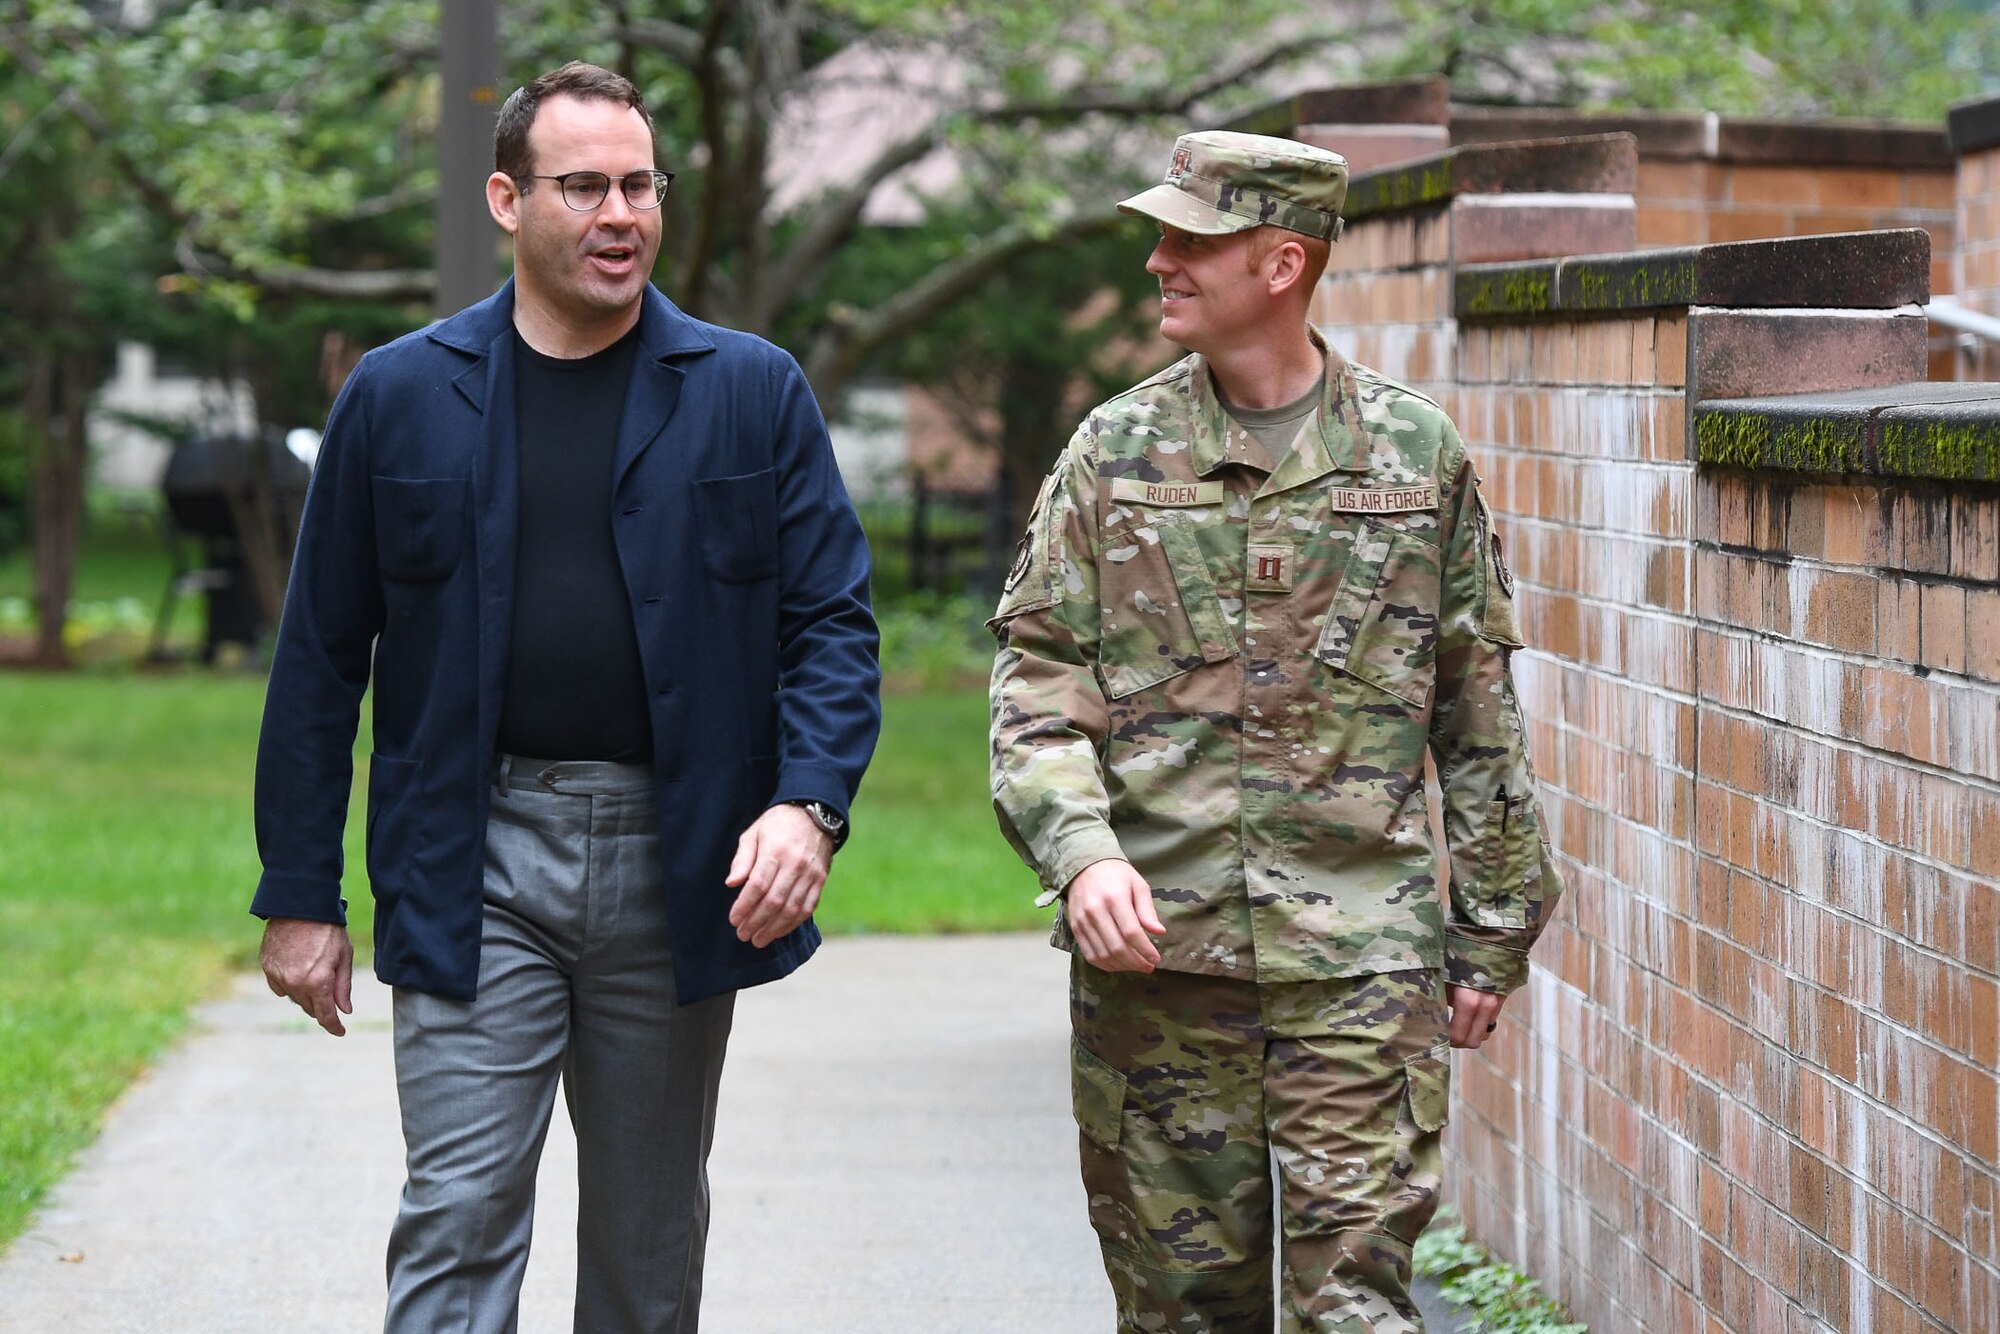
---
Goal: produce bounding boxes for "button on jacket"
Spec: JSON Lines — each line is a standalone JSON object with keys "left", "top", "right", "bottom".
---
{"left": 252, "top": 281, "right": 881, "bottom": 1004}
{"left": 989, "top": 335, "right": 1560, "bottom": 993}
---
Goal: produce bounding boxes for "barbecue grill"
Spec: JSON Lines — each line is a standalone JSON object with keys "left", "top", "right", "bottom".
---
{"left": 154, "top": 430, "right": 311, "bottom": 662}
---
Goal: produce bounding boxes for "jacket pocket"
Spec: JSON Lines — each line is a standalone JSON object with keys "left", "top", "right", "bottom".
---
{"left": 372, "top": 477, "right": 467, "bottom": 583}
{"left": 1314, "top": 519, "right": 1439, "bottom": 709}
{"left": 1096, "top": 512, "right": 1236, "bottom": 699}
{"left": 694, "top": 469, "right": 780, "bottom": 583}
{"left": 364, "top": 752, "right": 422, "bottom": 899}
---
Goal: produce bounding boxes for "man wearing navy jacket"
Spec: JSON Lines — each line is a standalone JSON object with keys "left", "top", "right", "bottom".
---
{"left": 250, "top": 61, "right": 879, "bottom": 1333}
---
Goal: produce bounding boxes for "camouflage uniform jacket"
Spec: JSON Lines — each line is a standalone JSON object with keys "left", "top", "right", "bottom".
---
{"left": 988, "top": 334, "right": 1562, "bottom": 994}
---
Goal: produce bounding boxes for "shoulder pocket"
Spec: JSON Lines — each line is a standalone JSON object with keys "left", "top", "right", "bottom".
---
{"left": 1097, "top": 511, "right": 1237, "bottom": 699}
{"left": 694, "top": 468, "right": 779, "bottom": 583}
{"left": 372, "top": 476, "right": 467, "bottom": 583}
{"left": 1314, "top": 518, "right": 1439, "bottom": 708}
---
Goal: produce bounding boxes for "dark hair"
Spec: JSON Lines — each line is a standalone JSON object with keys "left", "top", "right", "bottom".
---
{"left": 493, "top": 61, "right": 655, "bottom": 184}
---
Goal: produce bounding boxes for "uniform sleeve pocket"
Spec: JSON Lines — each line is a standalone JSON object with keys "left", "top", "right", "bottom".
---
{"left": 1071, "top": 1038, "right": 1128, "bottom": 1151}
{"left": 372, "top": 477, "right": 466, "bottom": 582}
{"left": 693, "top": 469, "right": 780, "bottom": 583}
{"left": 1403, "top": 1046, "right": 1451, "bottom": 1135}
{"left": 1472, "top": 793, "right": 1541, "bottom": 925}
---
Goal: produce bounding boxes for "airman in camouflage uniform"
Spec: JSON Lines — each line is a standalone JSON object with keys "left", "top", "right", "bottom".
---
{"left": 989, "top": 131, "right": 1564, "bottom": 1332}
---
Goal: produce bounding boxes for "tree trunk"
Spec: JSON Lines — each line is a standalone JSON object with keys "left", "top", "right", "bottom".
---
{"left": 995, "top": 351, "right": 1072, "bottom": 536}
{"left": 26, "top": 348, "right": 89, "bottom": 669}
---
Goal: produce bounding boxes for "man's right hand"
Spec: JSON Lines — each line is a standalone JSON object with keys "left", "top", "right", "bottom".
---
{"left": 259, "top": 917, "right": 354, "bottom": 1037}
{"left": 1066, "top": 859, "right": 1166, "bottom": 973}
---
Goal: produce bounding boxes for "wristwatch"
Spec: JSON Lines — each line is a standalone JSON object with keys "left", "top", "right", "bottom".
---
{"left": 788, "top": 799, "right": 849, "bottom": 849}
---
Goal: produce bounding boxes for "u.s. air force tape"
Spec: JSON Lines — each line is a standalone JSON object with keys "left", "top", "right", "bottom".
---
{"left": 1109, "top": 479, "right": 1225, "bottom": 507}
{"left": 1327, "top": 485, "right": 1438, "bottom": 513}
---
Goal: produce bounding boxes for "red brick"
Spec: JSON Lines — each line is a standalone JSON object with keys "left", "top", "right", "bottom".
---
{"left": 1730, "top": 166, "right": 1823, "bottom": 207}
{"left": 1919, "top": 582, "right": 1969, "bottom": 675}
{"left": 1708, "top": 208, "right": 1798, "bottom": 244}
{"left": 1966, "top": 588, "right": 2000, "bottom": 682}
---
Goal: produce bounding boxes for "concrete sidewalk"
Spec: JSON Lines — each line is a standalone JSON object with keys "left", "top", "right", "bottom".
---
{"left": 0, "top": 934, "right": 1465, "bottom": 1332}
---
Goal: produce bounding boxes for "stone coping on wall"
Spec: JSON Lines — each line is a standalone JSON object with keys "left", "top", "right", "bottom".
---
{"left": 1452, "top": 104, "right": 1953, "bottom": 170}
{"left": 1341, "top": 132, "right": 1637, "bottom": 220}
{"left": 1947, "top": 93, "right": 2000, "bottom": 157}
{"left": 1694, "top": 382, "right": 2000, "bottom": 484}
{"left": 1225, "top": 78, "right": 1450, "bottom": 137}
{"left": 1455, "top": 229, "right": 1931, "bottom": 320}
{"left": 1221, "top": 81, "right": 1952, "bottom": 171}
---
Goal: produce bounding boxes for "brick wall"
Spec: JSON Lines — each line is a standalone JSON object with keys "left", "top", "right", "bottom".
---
{"left": 1314, "top": 136, "right": 1998, "bottom": 1331}
{"left": 1949, "top": 97, "right": 2000, "bottom": 382}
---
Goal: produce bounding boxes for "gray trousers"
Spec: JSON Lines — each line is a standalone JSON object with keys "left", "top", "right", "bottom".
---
{"left": 385, "top": 757, "right": 736, "bottom": 1334}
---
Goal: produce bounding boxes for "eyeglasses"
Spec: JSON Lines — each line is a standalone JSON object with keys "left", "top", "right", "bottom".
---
{"left": 516, "top": 169, "right": 675, "bottom": 211}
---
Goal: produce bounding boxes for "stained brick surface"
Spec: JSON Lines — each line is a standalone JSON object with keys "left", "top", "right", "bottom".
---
{"left": 1309, "top": 182, "right": 1999, "bottom": 1334}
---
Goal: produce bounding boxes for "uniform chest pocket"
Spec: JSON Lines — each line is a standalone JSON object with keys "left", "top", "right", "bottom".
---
{"left": 372, "top": 476, "right": 467, "bottom": 583}
{"left": 1096, "top": 511, "right": 1236, "bottom": 699}
{"left": 693, "top": 469, "right": 779, "bottom": 583}
{"left": 1314, "top": 519, "right": 1439, "bottom": 709}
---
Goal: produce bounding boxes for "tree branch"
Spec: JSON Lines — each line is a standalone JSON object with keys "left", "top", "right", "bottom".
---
{"left": 763, "top": 28, "right": 1344, "bottom": 323}
{"left": 976, "top": 31, "right": 1350, "bottom": 122}
{"left": 176, "top": 234, "right": 435, "bottom": 301}
{"left": 802, "top": 209, "right": 1128, "bottom": 403}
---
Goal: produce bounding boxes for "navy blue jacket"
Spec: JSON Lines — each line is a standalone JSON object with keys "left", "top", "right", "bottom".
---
{"left": 251, "top": 282, "right": 881, "bottom": 1004}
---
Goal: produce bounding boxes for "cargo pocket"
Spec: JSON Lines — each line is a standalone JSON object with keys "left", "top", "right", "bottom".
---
{"left": 1072, "top": 1038, "right": 1140, "bottom": 1251}
{"left": 1314, "top": 519, "right": 1439, "bottom": 709}
{"left": 1383, "top": 1044, "right": 1451, "bottom": 1246}
{"left": 1096, "top": 512, "right": 1236, "bottom": 699}
{"left": 1403, "top": 1045, "right": 1451, "bottom": 1135}
{"left": 694, "top": 469, "right": 780, "bottom": 582}
{"left": 372, "top": 477, "right": 467, "bottom": 582}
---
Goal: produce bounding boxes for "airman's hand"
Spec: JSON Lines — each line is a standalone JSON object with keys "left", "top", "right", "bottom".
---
{"left": 260, "top": 917, "right": 354, "bottom": 1037}
{"left": 1447, "top": 984, "right": 1506, "bottom": 1049}
{"left": 1066, "top": 859, "right": 1166, "bottom": 973}
{"left": 727, "top": 803, "right": 833, "bottom": 949}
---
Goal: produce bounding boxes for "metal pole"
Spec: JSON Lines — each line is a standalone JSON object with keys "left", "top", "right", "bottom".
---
{"left": 436, "top": 0, "right": 499, "bottom": 319}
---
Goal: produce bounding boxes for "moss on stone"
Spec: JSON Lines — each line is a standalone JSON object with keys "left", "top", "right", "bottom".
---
{"left": 1877, "top": 419, "right": 2000, "bottom": 483}
{"left": 1458, "top": 267, "right": 1555, "bottom": 317}
{"left": 1695, "top": 411, "right": 1867, "bottom": 473}
{"left": 1346, "top": 161, "right": 1454, "bottom": 218}
{"left": 1565, "top": 257, "right": 1699, "bottom": 311}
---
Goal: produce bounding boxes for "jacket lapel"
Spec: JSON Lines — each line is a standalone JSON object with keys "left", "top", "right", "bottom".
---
{"left": 613, "top": 287, "right": 716, "bottom": 493}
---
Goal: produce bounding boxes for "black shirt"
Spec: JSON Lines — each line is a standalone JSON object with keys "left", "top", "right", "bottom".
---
{"left": 495, "top": 326, "right": 653, "bottom": 762}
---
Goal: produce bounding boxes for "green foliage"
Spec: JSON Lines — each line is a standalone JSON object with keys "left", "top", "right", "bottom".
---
{"left": 874, "top": 592, "right": 993, "bottom": 689}
{"left": 819, "top": 686, "right": 1045, "bottom": 935}
{"left": 1383, "top": 0, "right": 2000, "bottom": 119}
{"left": 1415, "top": 1212, "right": 1590, "bottom": 1334}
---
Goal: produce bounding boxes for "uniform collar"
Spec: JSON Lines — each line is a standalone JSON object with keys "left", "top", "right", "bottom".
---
{"left": 1187, "top": 325, "right": 1368, "bottom": 489}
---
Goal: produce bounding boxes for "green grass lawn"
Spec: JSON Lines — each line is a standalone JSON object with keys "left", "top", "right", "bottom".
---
{"left": 0, "top": 674, "right": 1036, "bottom": 1248}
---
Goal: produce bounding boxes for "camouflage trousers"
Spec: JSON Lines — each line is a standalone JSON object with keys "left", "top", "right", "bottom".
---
{"left": 1069, "top": 960, "right": 1451, "bottom": 1334}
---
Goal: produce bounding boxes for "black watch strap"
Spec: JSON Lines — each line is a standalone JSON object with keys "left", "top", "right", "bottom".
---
{"left": 789, "top": 799, "right": 848, "bottom": 849}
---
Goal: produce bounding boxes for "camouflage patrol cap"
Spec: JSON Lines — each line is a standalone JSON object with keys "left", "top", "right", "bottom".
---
{"left": 1118, "top": 130, "right": 1347, "bottom": 241}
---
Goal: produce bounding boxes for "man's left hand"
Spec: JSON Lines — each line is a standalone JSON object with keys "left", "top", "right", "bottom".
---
{"left": 726, "top": 803, "right": 833, "bottom": 948}
{"left": 1447, "top": 984, "right": 1506, "bottom": 1050}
